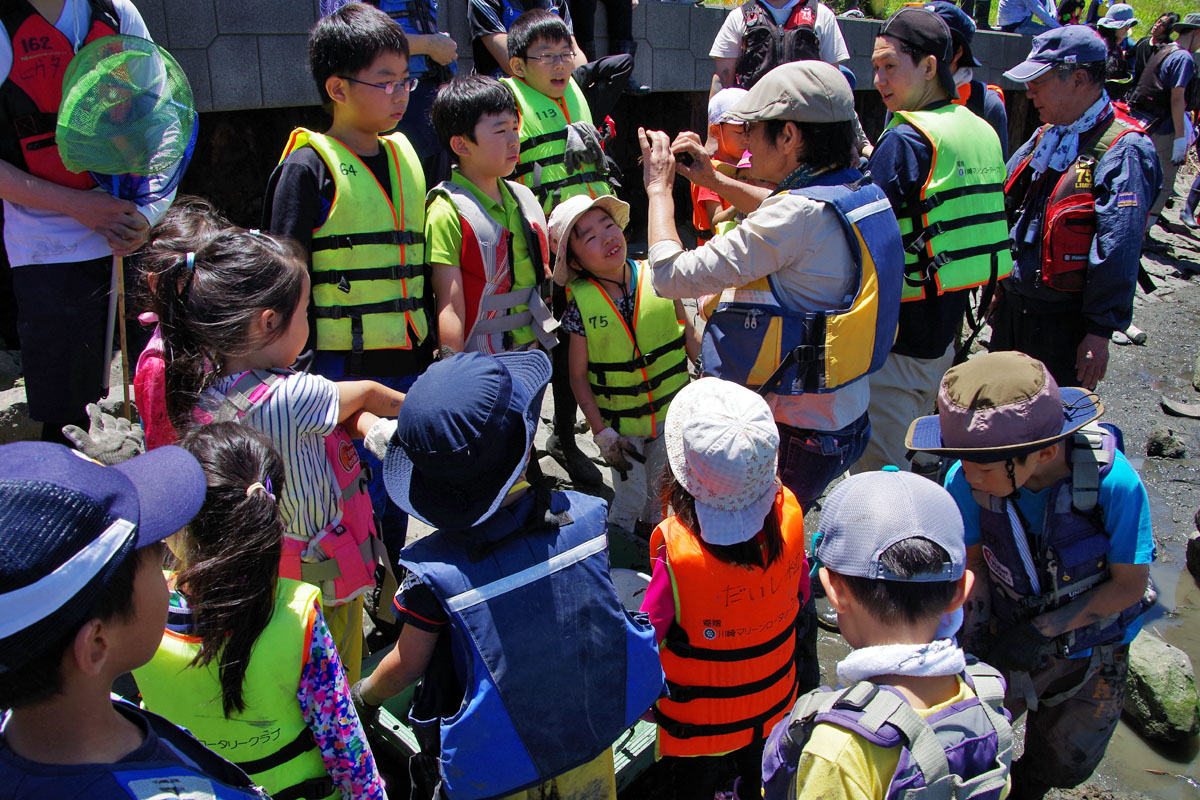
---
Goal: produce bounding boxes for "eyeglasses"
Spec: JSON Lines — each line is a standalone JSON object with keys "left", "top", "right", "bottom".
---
{"left": 341, "top": 76, "right": 419, "bottom": 95}
{"left": 523, "top": 51, "right": 576, "bottom": 65}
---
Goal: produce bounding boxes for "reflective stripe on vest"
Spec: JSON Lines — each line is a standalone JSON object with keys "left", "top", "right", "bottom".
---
{"left": 887, "top": 105, "right": 1014, "bottom": 302}
{"left": 762, "top": 663, "right": 1012, "bottom": 800}
{"left": 1003, "top": 108, "right": 1142, "bottom": 293}
{"left": 396, "top": 489, "right": 665, "bottom": 800}
{"left": 502, "top": 76, "right": 613, "bottom": 213}
{"left": 651, "top": 487, "right": 808, "bottom": 756}
{"left": 428, "top": 178, "right": 556, "bottom": 353}
{"left": 134, "top": 579, "right": 336, "bottom": 800}
{"left": 701, "top": 170, "right": 902, "bottom": 396}
{"left": 0, "top": 0, "right": 117, "bottom": 189}
{"left": 568, "top": 261, "right": 690, "bottom": 437}
{"left": 975, "top": 424, "right": 1153, "bottom": 657}
{"left": 279, "top": 128, "right": 429, "bottom": 352}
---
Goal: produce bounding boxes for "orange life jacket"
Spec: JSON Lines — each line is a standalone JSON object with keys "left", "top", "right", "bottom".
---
{"left": 651, "top": 487, "right": 809, "bottom": 757}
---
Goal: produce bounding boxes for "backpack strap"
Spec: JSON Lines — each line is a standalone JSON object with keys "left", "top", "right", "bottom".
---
{"left": 963, "top": 661, "right": 1014, "bottom": 798}
{"left": 1070, "top": 422, "right": 1112, "bottom": 514}
{"left": 209, "top": 370, "right": 285, "bottom": 423}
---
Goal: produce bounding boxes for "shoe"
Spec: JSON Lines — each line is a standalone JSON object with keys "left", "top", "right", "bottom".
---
{"left": 1142, "top": 234, "right": 1168, "bottom": 254}
{"left": 1182, "top": 206, "right": 1198, "bottom": 230}
{"left": 545, "top": 432, "right": 604, "bottom": 485}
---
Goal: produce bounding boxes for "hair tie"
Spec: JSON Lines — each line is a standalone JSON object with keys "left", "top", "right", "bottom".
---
{"left": 246, "top": 480, "right": 276, "bottom": 502}
{"left": 185, "top": 251, "right": 196, "bottom": 272}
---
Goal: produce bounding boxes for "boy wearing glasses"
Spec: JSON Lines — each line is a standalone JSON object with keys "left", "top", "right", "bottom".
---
{"left": 264, "top": 2, "right": 432, "bottom": 568}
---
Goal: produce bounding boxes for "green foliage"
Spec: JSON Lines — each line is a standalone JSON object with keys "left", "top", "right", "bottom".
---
{"left": 830, "top": 0, "right": 1177, "bottom": 29}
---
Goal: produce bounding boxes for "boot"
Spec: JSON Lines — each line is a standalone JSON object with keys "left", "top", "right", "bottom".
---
{"left": 612, "top": 39, "right": 650, "bottom": 95}
{"left": 972, "top": 0, "right": 993, "bottom": 29}
{"left": 1183, "top": 179, "right": 1200, "bottom": 230}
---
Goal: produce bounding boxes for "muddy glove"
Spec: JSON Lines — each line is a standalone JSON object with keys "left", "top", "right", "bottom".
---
{"left": 364, "top": 416, "right": 398, "bottom": 462}
{"left": 563, "top": 121, "right": 604, "bottom": 174}
{"left": 985, "top": 623, "right": 1055, "bottom": 673}
{"left": 1173, "top": 136, "right": 1189, "bottom": 166}
{"left": 62, "top": 403, "right": 145, "bottom": 465}
{"left": 350, "top": 679, "right": 381, "bottom": 729}
{"left": 593, "top": 426, "right": 634, "bottom": 472}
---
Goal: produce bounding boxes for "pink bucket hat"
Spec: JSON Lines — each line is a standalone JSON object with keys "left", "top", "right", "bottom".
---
{"left": 665, "top": 378, "right": 780, "bottom": 545}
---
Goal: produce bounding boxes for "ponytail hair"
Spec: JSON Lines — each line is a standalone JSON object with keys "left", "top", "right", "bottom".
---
{"left": 133, "top": 195, "right": 231, "bottom": 317}
{"left": 661, "top": 473, "right": 783, "bottom": 569}
{"left": 145, "top": 228, "right": 308, "bottom": 431}
{"left": 176, "top": 422, "right": 288, "bottom": 717}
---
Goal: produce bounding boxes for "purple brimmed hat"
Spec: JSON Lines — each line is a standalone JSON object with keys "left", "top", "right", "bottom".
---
{"left": 905, "top": 351, "right": 1103, "bottom": 461}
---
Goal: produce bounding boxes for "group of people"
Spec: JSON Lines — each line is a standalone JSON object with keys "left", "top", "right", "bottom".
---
{"left": 0, "top": 0, "right": 1192, "bottom": 799}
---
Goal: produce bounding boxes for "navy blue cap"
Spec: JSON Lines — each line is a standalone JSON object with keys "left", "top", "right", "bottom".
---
{"left": 384, "top": 350, "right": 552, "bottom": 531}
{"left": 924, "top": 1, "right": 983, "bottom": 67}
{"left": 1004, "top": 24, "right": 1108, "bottom": 83}
{"left": 0, "top": 443, "right": 206, "bottom": 672}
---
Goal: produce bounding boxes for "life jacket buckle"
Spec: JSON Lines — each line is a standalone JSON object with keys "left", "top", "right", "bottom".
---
{"left": 338, "top": 275, "right": 351, "bottom": 293}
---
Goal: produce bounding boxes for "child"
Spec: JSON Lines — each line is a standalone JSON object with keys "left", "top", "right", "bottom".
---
{"left": 501, "top": 9, "right": 614, "bottom": 214}
{"left": 641, "top": 378, "right": 810, "bottom": 800}
{"left": 263, "top": 2, "right": 432, "bottom": 565}
{"left": 352, "top": 351, "right": 665, "bottom": 800}
{"left": 549, "top": 194, "right": 699, "bottom": 537}
{"left": 134, "top": 423, "right": 385, "bottom": 800}
{"left": 426, "top": 74, "right": 555, "bottom": 354}
{"left": 692, "top": 88, "right": 748, "bottom": 246}
{"left": 134, "top": 196, "right": 231, "bottom": 449}
{"left": 762, "top": 469, "right": 1012, "bottom": 800}
{"left": 0, "top": 441, "right": 265, "bottom": 798}
{"left": 149, "top": 227, "right": 405, "bottom": 685}
{"left": 906, "top": 351, "right": 1155, "bottom": 800}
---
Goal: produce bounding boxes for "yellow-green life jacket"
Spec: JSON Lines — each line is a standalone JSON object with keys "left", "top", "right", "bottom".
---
{"left": 887, "top": 105, "right": 1014, "bottom": 302}
{"left": 279, "top": 128, "right": 429, "bottom": 353}
{"left": 568, "top": 261, "right": 690, "bottom": 436}
{"left": 502, "top": 76, "right": 613, "bottom": 213}
{"left": 134, "top": 578, "right": 337, "bottom": 800}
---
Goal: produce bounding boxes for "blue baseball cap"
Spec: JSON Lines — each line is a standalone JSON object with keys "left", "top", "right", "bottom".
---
{"left": 924, "top": 1, "right": 983, "bottom": 67}
{"left": 1004, "top": 24, "right": 1108, "bottom": 83}
{"left": 0, "top": 442, "right": 206, "bottom": 673}
{"left": 384, "top": 350, "right": 552, "bottom": 531}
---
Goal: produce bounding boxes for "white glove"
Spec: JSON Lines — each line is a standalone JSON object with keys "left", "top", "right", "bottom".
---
{"left": 364, "top": 417, "right": 398, "bottom": 461}
{"left": 1172, "top": 136, "right": 1188, "bottom": 166}
{"left": 593, "top": 426, "right": 633, "bottom": 471}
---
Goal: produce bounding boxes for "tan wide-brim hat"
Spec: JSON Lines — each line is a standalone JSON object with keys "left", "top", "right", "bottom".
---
{"left": 726, "top": 60, "right": 856, "bottom": 125}
{"left": 547, "top": 193, "right": 631, "bottom": 286}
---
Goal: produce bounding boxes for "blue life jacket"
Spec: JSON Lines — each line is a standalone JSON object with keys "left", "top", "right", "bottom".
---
{"left": 701, "top": 169, "right": 903, "bottom": 396}
{"left": 762, "top": 663, "right": 1012, "bottom": 800}
{"left": 377, "top": 0, "right": 457, "bottom": 81}
{"left": 396, "top": 489, "right": 665, "bottom": 800}
{"left": 0, "top": 698, "right": 268, "bottom": 799}
{"left": 975, "top": 423, "right": 1156, "bottom": 657}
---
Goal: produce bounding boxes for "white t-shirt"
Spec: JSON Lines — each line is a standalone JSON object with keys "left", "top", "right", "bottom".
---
{"left": 0, "top": 0, "right": 172, "bottom": 266}
{"left": 709, "top": 0, "right": 850, "bottom": 66}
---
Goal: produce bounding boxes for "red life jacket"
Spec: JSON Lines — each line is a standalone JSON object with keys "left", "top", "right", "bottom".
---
{"left": 0, "top": 0, "right": 118, "bottom": 189}
{"left": 1003, "top": 107, "right": 1143, "bottom": 292}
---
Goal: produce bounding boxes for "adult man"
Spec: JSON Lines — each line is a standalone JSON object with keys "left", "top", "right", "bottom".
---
{"left": 852, "top": 7, "right": 1011, "bottom": 474}
{"left": 926, "top": 1, "right": 1009, "bottom": 158}
{"left": 707, "top": 0, "right": 849, "bottom": 96}
{"left": 0, "top": 0, "right": 172, "bottom": 445}
{"left": 640, "top": 61, "right": 902, "bottom": 514}
{"left": 1123, "top": 12, "right": 1199, "bottom": 251}
{"left": 997, "top": 26, "right": 1159, "bottom": 390}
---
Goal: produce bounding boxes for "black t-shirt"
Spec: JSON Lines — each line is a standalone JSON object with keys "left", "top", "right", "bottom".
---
{"left": 467, "top": 0, "right": 574, "bottom": 77}
{"left": 263, "top": 144, "right": 430, "bottom": 375}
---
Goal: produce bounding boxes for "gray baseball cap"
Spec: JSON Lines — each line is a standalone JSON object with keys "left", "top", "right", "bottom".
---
{"left": 814, "top": 468, "right": 965, "bottom": 582}
{"left": 728, "top": 60, "right": 856, "bottom": 124}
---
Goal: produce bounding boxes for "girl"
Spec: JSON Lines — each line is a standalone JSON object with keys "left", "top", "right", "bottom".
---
{"left": 148, "top": 227, "right": 404, "bottom": 683}
{"left": 641, "top": 378, "right": 810, "bottom": 800}
{"left": 134, "top": 423, "right": 386, "bottom": 800}
{"left": 134, "top": 196, "right": 230, "bottom": 449}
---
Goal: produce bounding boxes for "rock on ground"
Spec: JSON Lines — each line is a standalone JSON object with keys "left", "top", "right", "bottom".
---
{"left": 1146, "top": 426, "right": 1188, "bottom": 458}
{"left": 1123, "top": 630, "right": 1200, "bottom": 743}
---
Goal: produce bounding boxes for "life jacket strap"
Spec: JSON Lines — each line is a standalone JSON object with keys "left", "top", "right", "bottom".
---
{"left": 311, "top": 230, "right": 425, "bottom": 252}
{"left": 273, "top": 777, "right": 336, "bottom": 800}
{"left": 899, "top": 181, "right": 1005, "bottom": 218}
{"left": 655, "top": 669, "right": 798, "bottom": 740}
{"left": 313, "top": 296, "right": 423, "bottom": 320}
{"left": 590, "top": 357, "right": 688, "bottom": 398}
{"left": 902, "top": 209, "right": 1009, "bottom": 256}
{"left": 665, "top": 612, "right": 797, "bottom": 662}
{"left": 904, "top": 241, "right": 1011, "bottom": 288}
{"left": 600, "top": 382, "right": 686, "bottom": 428}
{"left": 311, "top": 263, "right": 424, "bottom": 290}
{"left": 519, "top": 129, "right": 568, "bottom": 152}
{"left": 666, "top": 651, "right": 795, "bottom": 703}
{"left": 588, "top": 334, "right": 687, "bottom": 374}
{"left": 231, "top": 726, "right": 319, "bottom": 775}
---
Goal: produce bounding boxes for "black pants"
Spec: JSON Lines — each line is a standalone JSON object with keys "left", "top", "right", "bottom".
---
{"left": 989, "top": 288, "right": 1087, "bottom": 389}
{"left": 567, "top": 0, "right": 632, "bottom": 53}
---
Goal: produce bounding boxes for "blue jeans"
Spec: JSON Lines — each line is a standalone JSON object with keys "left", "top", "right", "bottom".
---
{"left": 1000, "top": 16, "right": 1057, "bottom": 34}
{"left": 777, "top": 412, "right": 871, "bottom": 514}
{"left": 312, "top": 352, "right": 422, "bottom": 572}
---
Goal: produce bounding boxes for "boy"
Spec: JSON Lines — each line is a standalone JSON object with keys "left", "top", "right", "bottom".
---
{"left": 762, "top": 469, "right": 1012, "bottom": 800}
{"left": 906, "top": 350, "right": 1155, "bottom": 800}
{"left": 550, "top": 194, "right": 698, "bottom": 537}
{"left": 692, "top": 88, "right": 748, "bottom": 246}
{"left": 352, "top": 351, "right": 665, "bottom": 800}
{"left": 426, "top": 74, "right": 556, "bottom": 354}
{"left": 263, "top": 2, "right": 430, "bottom": 566}
{"left": 0, "top": 441, "right": 266, "bottom": 798}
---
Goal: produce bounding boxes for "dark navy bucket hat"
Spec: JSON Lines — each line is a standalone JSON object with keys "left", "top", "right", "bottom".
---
{"left": 384, "top": 350, "right": 552, "bottom": 531}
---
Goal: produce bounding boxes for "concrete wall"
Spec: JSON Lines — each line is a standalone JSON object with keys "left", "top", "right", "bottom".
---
{"left": 130, "top": 1, "right": 1033, "bottom": 113}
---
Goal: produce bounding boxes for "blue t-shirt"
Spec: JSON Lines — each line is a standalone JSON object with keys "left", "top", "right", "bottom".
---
{"left": 944, "top": 449, "right": 1155, "bottom": 651}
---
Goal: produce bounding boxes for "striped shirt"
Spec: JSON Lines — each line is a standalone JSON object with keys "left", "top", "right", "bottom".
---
{"left": 208, "top": 370, "right": 340, "bottom": 541}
